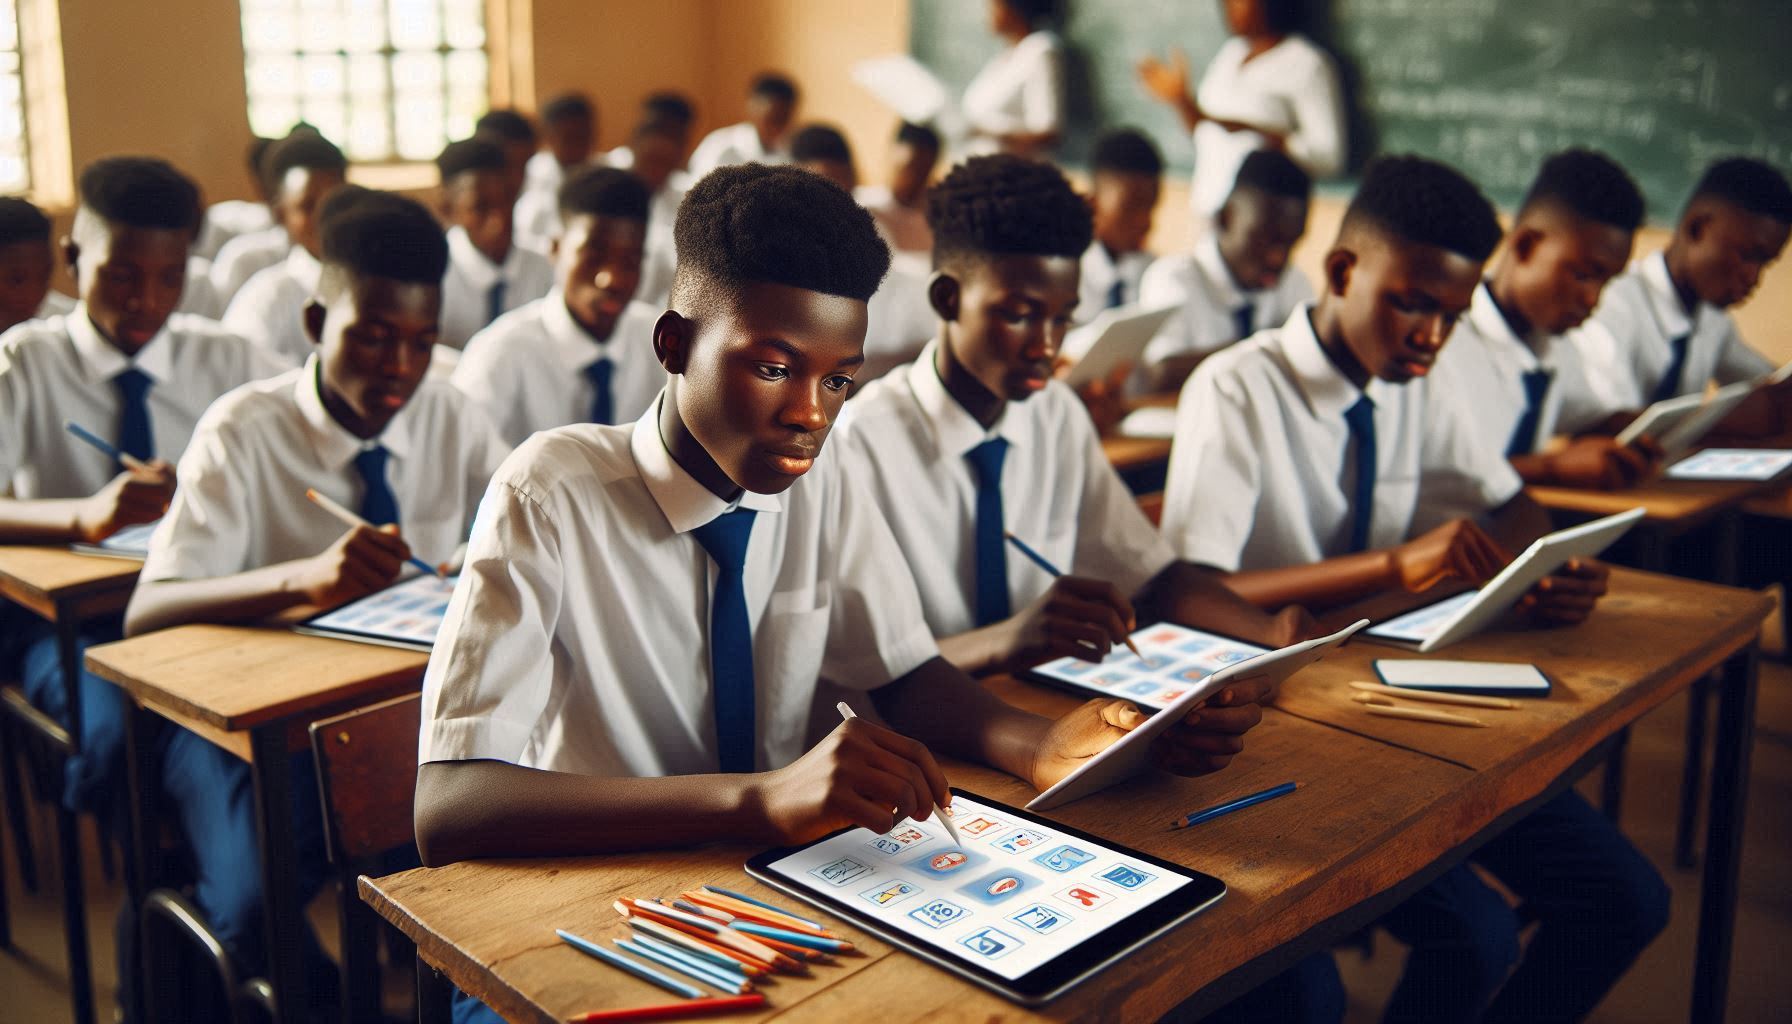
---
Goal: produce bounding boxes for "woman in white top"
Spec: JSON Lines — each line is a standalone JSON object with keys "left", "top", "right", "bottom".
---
{"left": 961, "top": 0, "right": 1065, "bottom": 159}
{"left": 1137, "top": 0, "right": 1345, "bottom": 219}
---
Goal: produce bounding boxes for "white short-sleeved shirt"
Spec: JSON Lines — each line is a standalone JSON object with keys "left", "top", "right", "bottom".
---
{"left": 139, "top": 357, "right": 509, "bottom": 582}
{"left": 962, "top": 30, "right": 1064, "bottom": 156}
{"left": 1191, "top": 35, "right": 1345, "bottom": 217}
{"left": 210, "top": 226, "right": 291, "bottom": 306}
{"left": 863, "top": 262, "right": 937, "bottom": 379}
{"left": 178, "top": 257, "right": 225, "bottom": 321}
{"left": 417, "top": 401, "right": 940, "bottom": 777}
{"left": 221, "top": 247, "right": 323, "bottom": 368}
{"left": 1138, "top": 235, "right": 1315, "bottom": 371}
{"left": 452, "top": 291, "right": 666, "bottom": 447}
{"left": 834, "top": 342, "right": 1174, "bottom": 638}
{"left": 0, "top": 306, "right": 281, "bottom": 500}
{"left": 195, "top": 199, "right": 274, "bottom": 261}
{"left": 855, "top": 185, "right": 932, "bottom": 256}
{"left": 1161, "top": 307, "right": 1523, "bottom": 572}
{"left": 439, "top": 227, "right": 555, "bottom": 351}
{"left": 688, "top": 122, "right": 789, "bottom": 178}
{"left": 1076, "top": 243, "right": 1155, "bottom": 323}
{"left": 1576, "top": 251, "right": 1775, "bottom": 409}
{"left": 34, "top": 291, "right": 76, "bottom": 319}
{"left": 633, "top": 183, "right": 686, "bottom": 309}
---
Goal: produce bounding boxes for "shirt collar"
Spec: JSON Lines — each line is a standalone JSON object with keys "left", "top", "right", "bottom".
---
{"left": 284, "top": 245, "right": 323, "bottom": 294}
{"left": 65, "top": 302, "right": 174, "bottom": 384}
{"left": 540, "top": 288, "right": 617, "bottom": 370}
{"left": 1273, "top": 305, "right": 1390, "bottom": 419}
{"left": 447, "top": 226, "right": 522, "bottom": 290}
{"left": 903, "top": 339, "right": 1035, "bottom": 460}
{"left": 292, "top": 354, "right": 416, "bottom": 469}
{"left": 629, "top": 394, "right": 782, "bottom": 535}
{"left": 1193, "top": 234, "right": 1246, "bottom": 308}
{"left": 1466, "top": 282, "right": 1545, "bottom": 367}
{"left": 1638, "top": 250, "right": 1694, "bottom": 338}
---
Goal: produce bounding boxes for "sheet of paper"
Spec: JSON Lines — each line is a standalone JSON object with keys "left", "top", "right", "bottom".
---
{"left": 1665, "top": 448, "right": 1792, "bottom": 481}
{"left": 1366, "top": 590, "right": 1480, "bottom": 644}
{"left": 70, "top": 520, "right": 159, "bottom": 559}
{"left": 1029, "top": 623, "right": 1268, "bottom": 710}
{"left": 851, "top": 54, "right": 953, "bottom": 124}
{"left": 304, "top": 573, "right": 459, "bottom": 647}
{"left": 761, "top": 793, "right": 1194, "bottom": 981}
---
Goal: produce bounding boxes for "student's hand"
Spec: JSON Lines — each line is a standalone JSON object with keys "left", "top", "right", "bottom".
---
{"left": 750, "top": 717, "right": 952, "bottom": 844}
{"left": 297, "top": 524, "right": 411, "bottom": 608}
{"left": 1516, "top": 557, "right": 1609, "bottom": 627}
{"left": 1390, "top": 519, "right": 1513, "bottom": 594}
{"left": 1135, "top": 49, "right": 1193, "bottom": 106}
{"left": 1072, "top": 363, "right": 1132, "bottom": 436}
{"left": 1029, "top": 681, "right": 1273, "bottom": 790}
{"left": 1545, "top": 436, "right": 1663, "bottom": 489}
{"left": 1002, "top": 576, "right": 1137, "bottom": 670}
{"left": 75, "top": 462, "right": 176, "bottom": 542}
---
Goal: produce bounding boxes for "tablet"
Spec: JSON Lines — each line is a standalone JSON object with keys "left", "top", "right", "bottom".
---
{"left": 1027, "top": 619, "right": 1367, "bottom": 812}
{"left": 1614, "top": 392, "right": 1705, "bottom": 448}
{"left": 745, "top": 789, "right": 1225, "bottom": 1005}
{"left": 1374, "top": 659, "right": 1552, "bottom": 696}
{"left": 1059, "top": 304, "right": 1179, "bottom": 388}
{"left": 1023, "top": 623, "right": 1269, "bottom": 711}
{"left": 1365, "top": 508, "right": 1643, "bottom": 653}
{"left": 69, "top": 520, "right": 158, "bottom": 560}
{"left": 294, "top": 573, "right": 459, "bottom": 651}
{"left": 1665, "top": 448, "right": 1792, "bottom": 482}
{"left": 1656, "top": 379, "right": 1758, "bottom": 456}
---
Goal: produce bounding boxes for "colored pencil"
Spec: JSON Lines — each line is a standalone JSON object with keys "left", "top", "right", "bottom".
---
{"left": 1362, "top": 703, "right": 1486, "bottom": 728}
{"left": 567, "top": 994, "right": 766, "bottom": 1023}
{"left": 700, "top": 887, "right": 824, "bottom": 931}
{"left": 302, "top": 487, "right": 440, "bottom": 577}
{"left": 631, "top": 935, "right": 753, "bottom": 987}
{"left": 615, "top": 939, "right": 752, "bottom": 995}
{"left": 1001, "top": 532, "right": 1147, "bottom": 661}
{"left": 1349, "top": 681, "right": 1515, "bottom": 709}
{"left": 65, "top": 421, "right": 149, "bottom": 472}
{"left": 555, "top": 929, "right": 703, "bottom": 1000}
{"left": 1172, "top": 782, "right": 1298, "bottom": 830}
{"left": 618, "top": 901, "right": 795, "bottom": 971}
{"left": 673, "top": 899, "right": 733, "bottom": 923}
{"left": 837, "top": 702, "right": 964, "bottom": 849}
{"left": 625, "top": 919, "right": 766, "bottom": 976}
{"left": 679, "top": 891, "right": 835, "bottom": 937}
{"left": 729, "top": 921, "right": 853, "bottom": 953}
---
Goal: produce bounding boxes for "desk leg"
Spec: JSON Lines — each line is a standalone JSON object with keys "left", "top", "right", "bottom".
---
{"left": 249, "top": 725, "right": 305, "bottom": 1024}
{"left": 53, "top": 615, "right": 94, "bottom": 1024}
{"left": 1689, "top": 647, "right": 1757, "bottom": 1024}
{"left": 120, "top": 702, "right": 155, "bottom": 1024}
{"left": 1600, "top": 726, "right": 1629, "bottom": 821}
{"left": 1676, "top": 675, "right": 1711, "bottom": 869}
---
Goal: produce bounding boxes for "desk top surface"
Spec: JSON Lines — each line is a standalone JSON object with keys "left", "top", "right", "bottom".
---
{"left": 0, "top": 544, "right": 140, "bottom": 617}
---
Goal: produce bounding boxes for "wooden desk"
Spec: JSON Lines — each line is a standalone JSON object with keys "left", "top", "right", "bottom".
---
{"left": 84, "top": 626, "right": 429, "bottom": 1024}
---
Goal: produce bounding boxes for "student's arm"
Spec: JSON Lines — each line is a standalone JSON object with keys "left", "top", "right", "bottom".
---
{"left": 1135, "top": 49, "right": 1204, "bottom": 133}
{"left": 0, "top": 463, "right": 176, "bottom": 544}
{"left": 1137, "top": 561, "right": 1319, "bottom": 647}
{"left": 936, "top": 575, "right": 1137, "bottom": 676}
{"left": 1219, "top": 519, "right": 1512, "bottom": 612}
{"left": 1510, "top": 435, "right": 1663, "bottom": 489}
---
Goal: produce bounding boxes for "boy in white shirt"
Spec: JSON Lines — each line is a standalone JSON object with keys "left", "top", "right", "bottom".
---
{"left": 0, "top": 197, "right": 75, "bottom": 330}
{"left": 209, "top": 130, "right": 347, "bottom": 305}
{"left": 687, "top": 73, "right": 798, "bottom": 177}
{"left": 124, "top": 193, "right": 508, "bottom": 1004}
{"left": 856, "top": 121, "right": 940, "bottom": 260}
{"left": 1, "top": 158, "right": 279, "bottom": 812}
{"left": 474, "top": 108, "right": 539, "bottom": 200}
{"left": 1076, "top": 128, "right": 1162, "bottom": 319}
{"left": 1139, "top": 150, "right": 1315, "bottom": 393}
{"left": 223, "top": 184, "right": 369, "bottom": 367}
{"left": 514, "top": 95, "right": 598, "bottom": 253}
{"left": 435, "top": 138, "right": 554, "bottom": 350}
{"left": 616, "top": 118, "right": 693, "bottom": 309}
{"left": 454, "top": 167, "right": 664, "bottom": 446}
{"left": 1166, "top": 155, "right": 1667, "bottom": 1022}
{"left": 193, "top": 137, "right": 275, "bottom": 260}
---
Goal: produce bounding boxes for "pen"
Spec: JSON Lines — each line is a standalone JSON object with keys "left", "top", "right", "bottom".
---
{"left": 566, "top": 994, "right": 767, "bottom": 1023}
{"left": 1002, "top": 531, "right": 1147, "bottom": 661}
{"left": 837, "top": 702, "right": 964, "bottom": 849}
{"left": 66, "top": 421, "right": 150, "bottom": 472}
{"left": 556, "top": 929, "right": 703, "bottom": 1000}
{"left": 1172, "top": 781, "right": 1298, "bottom": 830}
{"left": 303, "top": 487, "right": 440, "bottom": 577}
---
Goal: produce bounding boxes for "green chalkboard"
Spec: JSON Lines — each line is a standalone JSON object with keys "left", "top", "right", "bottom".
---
{"left": 909, "top": 0, "right": 1792, "bottom": 218}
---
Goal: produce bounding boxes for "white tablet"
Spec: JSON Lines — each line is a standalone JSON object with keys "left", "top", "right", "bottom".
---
{"left": 1615, "top": 392, "right": 1705, "bottom": 447}
{"left": 1026, "top": 619, "right": 1368, "bottom": 812}
{"left": 1365, "top": 508, "right": 1643, "bottom": 652}
{"left": 1059, "top": 304, "right": 1179, "bottom": 388}
{"left": 294, "top": 573, "right": 459, "bottom": 651}
{"left": 1657, "top": 379, "right": 1758, "bottom": 456}
{"left": 1665, "top": 448, "right": 1792, "bottom": 482}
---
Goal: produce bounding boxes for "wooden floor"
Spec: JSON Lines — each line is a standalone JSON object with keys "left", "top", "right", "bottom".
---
{"left": 4, "top": 660, "right": 1790, "bottom": 1023}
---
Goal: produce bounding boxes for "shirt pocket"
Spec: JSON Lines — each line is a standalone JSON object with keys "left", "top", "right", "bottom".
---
{"left": 756, "top": 596, "right": 834, "bottom": 771}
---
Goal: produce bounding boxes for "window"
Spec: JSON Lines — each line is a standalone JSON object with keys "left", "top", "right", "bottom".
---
{"left": 0, "top": 0, "right": 28, "bottom": 192}
{"left": 240, "top": 0, "right": 489, "bottom": 163}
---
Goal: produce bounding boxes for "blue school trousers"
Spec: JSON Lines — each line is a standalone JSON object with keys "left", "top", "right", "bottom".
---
{"left": 17, "top": 617, "right": 132, "bottom": 813}
{"left": 1378, "top": 790, "right": 1669, "bottom": 1023}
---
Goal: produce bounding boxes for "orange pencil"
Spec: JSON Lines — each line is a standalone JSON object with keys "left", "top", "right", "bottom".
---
{"left": 625, "top": 918, "right": 771, "bottom": 976}
{"left": 615, "top": 901, "right": 796, "bottom": 973}
{"left": 680, "top": 891, "right": 838, "bottom": 938}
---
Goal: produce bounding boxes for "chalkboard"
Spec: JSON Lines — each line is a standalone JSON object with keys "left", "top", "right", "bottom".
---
{"left": 909, "top": 0, "right": 1792, "bottom": 218}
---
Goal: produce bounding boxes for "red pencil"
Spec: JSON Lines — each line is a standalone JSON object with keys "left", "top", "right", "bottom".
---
{"left": 567, "top": 993, "right": 766, "bottom": 1023}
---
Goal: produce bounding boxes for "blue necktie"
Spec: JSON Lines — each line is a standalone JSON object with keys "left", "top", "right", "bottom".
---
{"left": 1107, "top": 277, "right": 1126, "bottom": 309}
{"left": 1651, "top": 334, "right": 1690, "bottom": 403}
{"left": 112, "top": 368, "right": 155, "bottom": 464}
{"left": 486, "top": 279, "right": 507, "bottom": 327}
{"left": 965, "top": 438, "right": 1011, "bottom": 627}
{"left": 1506, "top": 368, "right": 1554, "bottom": 457}
{"left": 352, "top": 445, "right": 400, "bottom": 526}
{"left": 1231, "top": 304, "right": 1255, "bottom": 343}
{"left": 1343, "top": 396, "right": 1377, "bottom": 554}
{"left": 691, "top": 508, "right": 758, "bottom": 773}
{"left": 586, "top": 358, "right": 614, "bottom": 425}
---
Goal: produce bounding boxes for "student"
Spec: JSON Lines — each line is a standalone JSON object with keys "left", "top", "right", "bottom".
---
{"left": 454, "top": 167, "right": 663, "bottom": 446}
{"left": 1077, "top": 128, "right": 1162, "bottom": 319}
{"left": 210, "top": 129, "right": 349, "bottom": 304}
{"left": 194, "top": 135, "right": 276, "bottom": 261}
{"left": 1138, "top": 150, "right": 1315, "bottom": 394}
{"left": 1429, "top": 149, "right": 1661, "bottom": 491}
{"left": 1164, "top": 156, "right": 1667, "bottom": 1023}
{"left": 0, "top": 196, "right": 75, "bottom": 329}
{"left": 475, "top": 107, "right": 541, "bottom": 199}
{"left": 606, "top": 91, "right": 698, "bottom": 172}
{"left": 123, "top": 194, "right": 508, "bottom": 999}
{"left": 0, "top": 157, "right": 279, "bottom": 813}
{"left": 962, "top": 0, "right": 1064, "bottom": 159}
{"left": 522, "top": 92, "right": 598, "bottom": 201}
{"left": 435, "top": 138, "right": 554, "bottom": 350}
{"left": 621, "top": 118, "right": 698, "bottom": 308}
{"left": 224, "top": 184, "right": 370, "bottom": 367}
{"left": 855, "top": 121, "right": 941, "bottom": 259}
{"left": 687, "top": 72, "right": 799, "bottom": 176}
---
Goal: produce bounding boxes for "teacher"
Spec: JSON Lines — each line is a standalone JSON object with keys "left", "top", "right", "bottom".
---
{"left": 1137, "top": 0, "right": 1345, "bottom": 220}
{"left": 961, "top": 0, "right": 1065, "bottom": 159}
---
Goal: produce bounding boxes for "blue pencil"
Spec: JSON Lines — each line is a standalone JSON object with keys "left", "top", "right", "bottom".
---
{"left": 556, "top": 928, "right": 703, "bottom": 999}
{"left": 1004, "top": 531, "right": 1146, "bottom": 660}
{"left": 615, "top": 938, "right": 750, "bottom": 995}
{"left": 700, "top": 887, "right": 823, "bottom": 931}
{"left": 66, "top": 421, "right": 149, "bottom": 471}
{"left": 729, "top": 920, "right": 853, "bottom": 953}
{"left": 1172, "top": 782, "right": 1299, "bottom": 830}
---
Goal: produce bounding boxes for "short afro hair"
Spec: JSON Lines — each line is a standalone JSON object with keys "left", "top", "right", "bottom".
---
{"left": 260, "top": 131, "right": 347, "bottom": 197}
{"left": 1689, "top": 157, "right": 1792, "bottom": 224}
{"left": 672, "top": 163, "right": 889, "bottom": 303}
{"left": 1520, "top": 149, "right": 1644, "bottom": 231}
{"left": 542, "top": 92, "right": 595, "bottom": 126}
{"left": 0, "top": 197, "right": 52, "bottom": 246}
{"left": 896, "top": 121, "right": 941, "bottom": 154}
{"left": 1259, "top": 0, "right": 1304, "bottom": 34}
{"left": 790, "top": 124, "right": 853, "bottom": 167}
{"left": 475, "top": 109, "right": 538, "bottom": 147}
{"left": 317, "top": 184, "right": 375, "bottom": 228}
{"left": 321, "top": 191, "right": 448, "bottom": 284}
{"left": 927, "top": 155, "right": 1092, "bottom": 267}
{"left": 435, "top": 138, "right": 508, "bottom": 183}
{"left": 558, "top": 166, "right": 651, "bottom": 223}
{"left": 749, "top": 73, "right": 798, "bottom": 105}
{"left": 632, "top": 118, "right": 684, "bottom": 146}
{"left": 1342, "top": 155, "right": 1502, "bottom": 261}
{"left": 78, "top": 156, "right": 202, "bottom": 234}
{"left": 643, "top": 91, "right": 695, "bottom": 129}
{"left": 1002, "top": 0, "right": 1060, "bottom": 27}
{"left": 1092, "top": 128, "right": 1164, "bottom": 177}
{"left": 1232, "top": 150, "right": 1312, "bottom": 201}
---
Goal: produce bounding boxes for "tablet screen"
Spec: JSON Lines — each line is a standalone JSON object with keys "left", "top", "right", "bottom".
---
{"left": 1665, "top": 449, "right": 1792, "bottom": 481}
{"left": 748, "top": 791, "right": 1220, "bottom": 1002}
{"left": 300, "top": 573, "right": 459, "bottom": 648}
{"left": 1026, "top": 623, "right": 1269, "bottom": 710}
{"left": 1365, "top": 590, "right": 1479, "bottom": 644}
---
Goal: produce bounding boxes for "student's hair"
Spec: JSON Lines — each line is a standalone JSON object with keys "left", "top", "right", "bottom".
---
{"left": 927, "top": 155, "right": 1093, "bottom": 266}
{"left": 317, "top": 184, "right": 376, "bottom": 228}
{"left": 260, "top": 131, "right": 348, "bottom": 197}
{"left": 558, "top": 165, "right": 651, "bottom": 223}
{"left": 1516, "top": 149, "right": 1644, "bottom": 231}
{"left": 1258, "top": 0, "right": 1304, "bottom": 34}
{"left": 245, "top": 137, "right": 275, "bottom": 177}
{"left": 435, "top": 138, "right": 508, "bottom": 184}
{"left": 749, "top": 72, "right": 799, "bottom": 105}
{"left": 474, "top": 108, "right": 539, "bottom": 147}
{"left": 1001, "top": 0, "right": 1060, "bottom": 28}
{"left": 0, "top": 196, "right": 52, "bottom": 245}
{"left": 642, "top": 91, "right": 695, "bottom": 129}
{"left": 789, "top": 124, "right": 853, "bottom": 166}
{"left": 632, "top": 118, "right": 684, "bottom": 146}
{"left": 321, "top": 191, "right": 448, "bottom": 283}
{"left": 672, "top": 163, "right": 888, "bottom": 304}
{"left": 1341, "top": 155, "right": 1501, "bottom": 261}
{"left": 896, "top": 121, "right": 941, "bottom": 154}
{"left": 542, "top": 92, "right": 596, "bottom": 126}
{"left": 77, "top": 156, "right": 203, "bottom": 234}
{"left": 1688, "top": 157, "right": 1792, "bottom": 224}
{"left": 1091, "top": 128, "right": 1164, "bottom": 178}
{"left": 1232, "top": 149, "right": 1312, "bottom": 201}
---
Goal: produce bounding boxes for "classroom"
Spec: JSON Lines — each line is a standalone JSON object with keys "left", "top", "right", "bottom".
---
{"left": 2, "top": 0, "right": 1789, "bottom": 1021}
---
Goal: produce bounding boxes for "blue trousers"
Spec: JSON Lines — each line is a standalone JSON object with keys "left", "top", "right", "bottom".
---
{"left": 1379, "top": 790, "right": 1669, "bottom": 1023}
{"left": 452, "top": 988, "right": 505, "bottom": 1024}
{"left": 1197, "top": 951, "right": 1344, "bottom": 1023}
{"left": 18, "top": 618, "right": 132, "bottom": 813}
